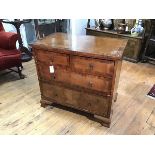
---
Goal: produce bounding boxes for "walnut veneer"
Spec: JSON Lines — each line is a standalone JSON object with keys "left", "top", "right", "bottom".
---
{"left": 32, "top": 33, "right": 128, "bottom": 127}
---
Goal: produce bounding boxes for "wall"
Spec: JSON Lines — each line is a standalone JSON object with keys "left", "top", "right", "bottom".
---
{"left": 70, "top": 19, "right": 95, "bottom": 35}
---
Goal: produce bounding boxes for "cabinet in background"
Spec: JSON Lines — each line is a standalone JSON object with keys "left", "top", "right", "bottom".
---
{"left": 86, "top": 27, "right": 144, "bottom": 63}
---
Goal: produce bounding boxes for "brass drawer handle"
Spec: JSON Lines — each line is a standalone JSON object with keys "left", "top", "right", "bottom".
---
{"left": 88, "top": 82, "right": 93, "bottom": 88}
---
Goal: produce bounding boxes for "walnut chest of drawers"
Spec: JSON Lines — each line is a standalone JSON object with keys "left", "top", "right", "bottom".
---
{"left": 32, "top": 33, "right": 127, "bottom": 127}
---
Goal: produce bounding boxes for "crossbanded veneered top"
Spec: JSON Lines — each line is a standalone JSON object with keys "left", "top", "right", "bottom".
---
{"left": 33, "top": 33, "right": 128, "bottom": 60}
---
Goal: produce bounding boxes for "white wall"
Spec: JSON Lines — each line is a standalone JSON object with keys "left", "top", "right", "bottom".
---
{"left": 70, "top": 19, "right": 95, "bottom": 35}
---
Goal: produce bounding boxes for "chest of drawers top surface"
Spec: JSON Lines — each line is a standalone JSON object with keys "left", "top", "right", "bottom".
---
{"left": 33, "top": 33, "right": 128, "bottom": 60}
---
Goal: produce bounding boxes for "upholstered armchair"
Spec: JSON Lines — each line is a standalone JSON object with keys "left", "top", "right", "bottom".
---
{"left": 0, "top": 22, "right": 24, "bottom": 79}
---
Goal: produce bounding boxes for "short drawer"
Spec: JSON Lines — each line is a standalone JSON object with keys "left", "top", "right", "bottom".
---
{"left": 71, "top": 56, "right": 114, "bottom": 77}
{"left": 36, "top": 50, "right": 69, "bottom": 67}
{"left": 55, "top": 68, "right": 112, "bottom": 93}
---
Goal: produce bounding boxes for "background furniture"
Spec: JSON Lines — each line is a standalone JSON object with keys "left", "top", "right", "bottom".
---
{"left": 24, "top": 19, "right": 69, "bottom": 48}
{"left": 2, "top": 19, "right": 32, "bottom": 62}
{"left": 142, "top": 20, "right": 155, "bottom": 64}
{"left": 0, "top": 22, "right": 24, "bottom": 79}
{"left": 34, "top": 19, "right": 68, "bottom": 39}
{"left": 32, "top": 33, "right": 127, "bottom": 127}
{"left": 86, "top": 27, "right": 144, "bottom": 63}
{"left": 33, "top": 19, "right": 56, "bottom": 39}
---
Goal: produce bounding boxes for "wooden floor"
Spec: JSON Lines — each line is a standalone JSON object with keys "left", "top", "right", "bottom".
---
{"left": 0, "top": 59, "right": 155, "bottom": 135}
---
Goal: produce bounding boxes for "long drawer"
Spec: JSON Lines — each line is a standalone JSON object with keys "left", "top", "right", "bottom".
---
{"left": 37, "top": 63, "right": 112, "bottom": 94}
{"left": 71, "top": 56, "right": 114, "bottom": 77}
{"left": 41, "top": 82, "right": 110, "bottom": 117}
{"left": 55, "top": 68, "right": 112, "bottom": 93}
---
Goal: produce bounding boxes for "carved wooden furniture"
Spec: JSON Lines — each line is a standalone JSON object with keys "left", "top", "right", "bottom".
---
{"left": 86, "top": 27, "right": 144, "bottom": 63}
{"left": 0, "top": 22, "right": 24, "bottom": 79}
{"left": 142, "top": 20, "right": 155, "bottom": 64}
{"left": 32, "top": 33, "right": 127, "bottom": 127}
{"left": 33, "top": 19, "right": 68, "bottom": 40}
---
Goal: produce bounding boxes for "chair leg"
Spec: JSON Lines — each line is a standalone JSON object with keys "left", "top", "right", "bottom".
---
{"left": 17, "top": 66, "right": 25, "bottom": 79}
{"left": 21, "top": 64, "right": 24, "bottom": 69}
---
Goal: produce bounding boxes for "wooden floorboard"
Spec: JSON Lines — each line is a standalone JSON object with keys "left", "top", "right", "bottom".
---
{"left": 0, "top": 59, "right": 155, "bottom": 135}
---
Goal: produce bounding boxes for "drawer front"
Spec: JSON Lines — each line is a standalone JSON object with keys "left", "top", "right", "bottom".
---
{"left": 41, "top": 82, "right": 109, "bottom": 116}
{"left": 41, "top": 82, "right": 90, "bottom": 111}
{"left": 37, "top": 63, "right": 112, "bottom": 94}
{"left": 89, "top": 96, "right": 110, "bottom": 117}
{"left": 36, "top": 50, "right": 69, "bottom": 67}
{"left": 37, "top": 62, "right": 52, "bottom": 81}
{"left": 71, "top": 56, "right": 114, "bottom": 77}
{"left": 55, "top": 68, "right": 112, "bottom": 93}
